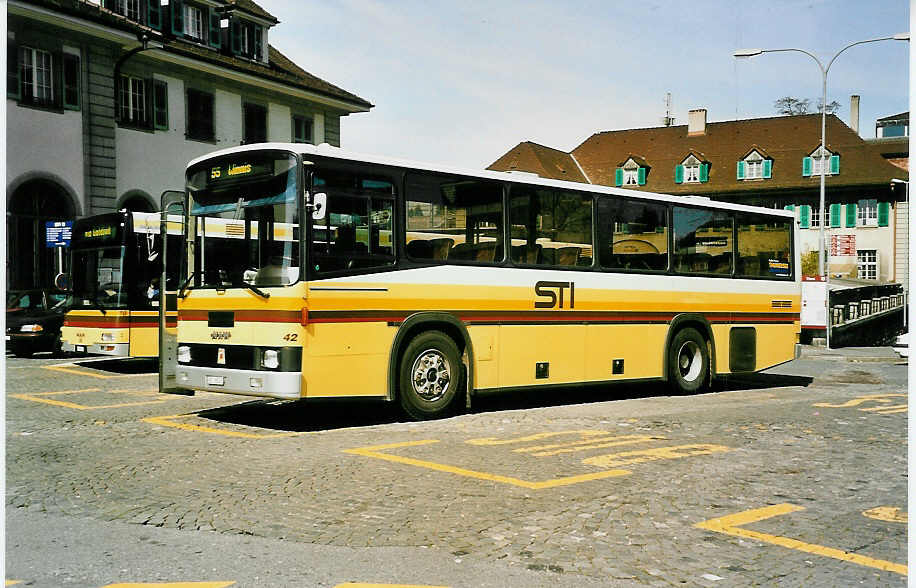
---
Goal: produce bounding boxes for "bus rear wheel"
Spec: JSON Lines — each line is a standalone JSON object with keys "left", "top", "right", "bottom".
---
{"left": 667, "top": 327, "right": 709, "bottom": 395}
{"left": 398, "top": 331, "right": 462, "bottom": 420}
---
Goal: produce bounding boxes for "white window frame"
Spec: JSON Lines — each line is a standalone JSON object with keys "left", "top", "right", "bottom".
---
{"left": 745, "top": 152, "right": 763, "bottom": 179}
{"left": 857, "top": 249, "right": 877, "bottom": 280}
{"left": 20, "top": 46, "right": 54, "bottom": 103}
{"left": 115, "top": 0, "right": 141, "bottom": 21}
{"left": 857, "top": 199, "right": 878, "bottom": 227}
{"left": 184, "top": 4, "right": 205, "bottom": 40}
{"left": 811, "top": 146, "right": 834, "bottom": 176}
{"left": 120, "top": 75, "right": 147, "bottom": 124}
{"left": 623, "top": 160, "right": 639, "bottom": 185}
{"left": 683, "top": 155, "right": 701, "bottom": 183}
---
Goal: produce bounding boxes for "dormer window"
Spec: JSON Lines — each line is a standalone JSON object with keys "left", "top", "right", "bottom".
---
{"left": 104, "top": 0, "right": 141, "bottom": 22}
{"left": 184, "top": 4, "right": 204, "bottom": 41}
{"left": 675, "top": 154, "right": 709, "bottom": 184}
{"left": 803, "top": 146, "right": 839, "bottom": 177}
{"left": 231, "top": 18, "right": 264, "bottom": 61}
{"left": 614, "top": 157, "right": 648, "bottom": 187}
{"left": 737, "top": 150, "right": 772, "bottom": 180}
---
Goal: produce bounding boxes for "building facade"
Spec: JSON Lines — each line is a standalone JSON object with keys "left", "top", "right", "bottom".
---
{"left": 7, "top": 0, "right": 372, "bottom": 289}
{"left": 489, "top": 110, "right": 909, "bottom": 288}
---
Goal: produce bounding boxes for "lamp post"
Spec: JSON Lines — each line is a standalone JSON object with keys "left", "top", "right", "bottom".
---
{"left": 734, "top": 33, "right": 910, "bottom": 280}
{"left": 891, "top": 178, "right": 909, "bottom": 330}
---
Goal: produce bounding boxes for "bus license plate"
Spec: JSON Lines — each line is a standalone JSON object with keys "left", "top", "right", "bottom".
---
{"left": 206, "top": 375, "right": 225, "bottom": 386}
{"left": 75, "top": 345, "right": 86, "bottom": 352}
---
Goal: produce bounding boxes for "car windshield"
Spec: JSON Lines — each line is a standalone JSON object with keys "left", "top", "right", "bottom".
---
{"left": 185, "top": 152, "right": 300, "bottom": 288}
{"left": 70, "top": 246, "right": 128, "bottom": 309}
{"left": 7, "top": 291, "right": 45, "bottom": 311}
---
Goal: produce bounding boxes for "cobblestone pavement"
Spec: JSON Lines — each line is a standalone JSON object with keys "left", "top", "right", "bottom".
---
{"left": 5, "top": 351, "right": 908, "bottom": 586}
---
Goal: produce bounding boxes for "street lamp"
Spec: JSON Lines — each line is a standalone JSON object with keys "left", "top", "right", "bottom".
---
{"left": 734, "top": 33, "right": 910, "bottom": 280}
{"left": 891, "top": 178, "right": 909, "bottom": 331}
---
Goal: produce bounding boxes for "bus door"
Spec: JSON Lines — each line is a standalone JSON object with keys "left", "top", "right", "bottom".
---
{"left": 159, "top": 190, "right": 190, "bottom": 395}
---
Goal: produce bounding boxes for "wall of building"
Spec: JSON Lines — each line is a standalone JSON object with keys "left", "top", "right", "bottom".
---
{"left": 795, "top": 216, "right": 895, "bottom": 281}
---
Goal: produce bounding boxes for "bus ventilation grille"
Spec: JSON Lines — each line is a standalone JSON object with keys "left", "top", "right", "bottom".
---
{"left": 771, "top": 300, "right": 792, "bottom": 308}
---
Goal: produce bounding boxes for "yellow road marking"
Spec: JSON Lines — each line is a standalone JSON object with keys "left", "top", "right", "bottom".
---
{"left": 813, "top": 394, "right": 906, "bottom": 409}
{"left": 11, "top": 388, "right": 169, "bottom": 410}
{"left": 103, "top": 583, "right": 235, "bottom": 588}
{"left": 6, "top": 581, "right": 23, "bottom": 586}
{"left": 520, "top": 435, "right": 665, "bottom": 457}
{"left": 466, "top": 430, "right": 609, "bottom": 446}
{"left": 859, "top": 405, "right": 908, "bottom": 414}
{"left": 143, "top": 414, "right": 309, "bottom": 439}
{"left": 583, "top": 444, "right": 730, "bottom": 468}
{"left": 863, "top": 507, "right": 907, "bottom": 523}
{"left": 43, "top": 362, "right": 153, "bottom": 379}
{"left": 696, "top": 504, "right": 907, "bottom": 576}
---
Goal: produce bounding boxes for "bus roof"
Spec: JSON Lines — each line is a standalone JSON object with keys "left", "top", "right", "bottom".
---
{"left": 187, "top": 142, "right": 794, "bottom": 218}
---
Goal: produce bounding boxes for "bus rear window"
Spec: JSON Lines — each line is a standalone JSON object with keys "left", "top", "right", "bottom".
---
{"left": 735, "top": 212, "right": 793, "bottom": 279}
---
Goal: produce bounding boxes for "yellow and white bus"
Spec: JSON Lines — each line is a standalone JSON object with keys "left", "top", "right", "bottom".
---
{"left": 172, "top": 144, "right": 800, "bottom": 419}
{"left": 61, "top": 211, "right": 181, "bottom": 357}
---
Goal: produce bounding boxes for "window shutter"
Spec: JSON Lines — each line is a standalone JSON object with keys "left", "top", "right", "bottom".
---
{"left": 802, "top": 157, "right": 812, "bottom": 177}
{"left": 148, "top": 0, "right": 161, "bottom": 30}
{"left": 699, "top": 163, "right": 709, "bottom": 182}
{"left": 878, "top": 201, "right": 890, "bottom": 227}
{"left": 614, "top": 168, "right": 623, "bottom": 187}
{"left": 62, "top": 53, "right": 80, "bottom": 110}
{"left": 153, "top": 79, "right": 168, "bottom": 130}
{"left": 209, "top": 8, "right": 222, "bottom": 48}
{"left": 674, "top": 164, "right": 684, "bottom": 184}
{"left": 762, "top": 159, "right": 772, "bottom": 179}
{"left": 637, "top": 167, "right": 646, "bottom": 186}
{"left": 845, "top": 203, "right": 856, "bottom": 228}
{"left": 7, "top": 40, "right": 19, "bottom": 100}
{"left": 230, "top": 19, "right": 241, "bottom": 55}
{"left": 800, "top": 205, "right": 811, "bottom": 229}
{"left": 830, "top": 203, "right": 841, "bottom": 227}
{"left": 52, "top": 51, "right": 63, "bottom": 107}
{"left": 829, "top": 155, "right": 840, "bottom": 174}
{"left": 171, "top": 0, "right": 184, "bottom": 35}
{"left": 736, "top": 161, "right": 745, "bottom": 180}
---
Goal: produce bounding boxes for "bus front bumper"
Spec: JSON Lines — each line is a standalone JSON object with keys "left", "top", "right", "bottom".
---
{"left": 61, "top": 342, "right": 129, "bottom": 356}
{"left": 175, "top": 365, "right": 302, "bottom": 400}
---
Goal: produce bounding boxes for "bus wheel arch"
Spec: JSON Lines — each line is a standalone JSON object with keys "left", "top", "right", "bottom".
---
{"left": 388, "top": 313, "right": 474, "bottom": 418}
{"left": 663, "top": 314, "right": 716, "bottom": 393}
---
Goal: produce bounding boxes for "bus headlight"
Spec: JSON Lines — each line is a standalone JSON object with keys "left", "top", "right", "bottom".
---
{"left": 20, "top": 324, "right": 43, "bottom": 332}
{"left": 262, "top": 349, "right": 279, "bottom": 369}
{"left": 101, "top": 332, "right": 115, "bottom": 342}
{"left": 177, "top": 345, "right": 191, "bottom": 363}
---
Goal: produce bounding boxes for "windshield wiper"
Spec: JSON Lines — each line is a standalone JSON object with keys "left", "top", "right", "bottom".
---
{"left": 178, "top": 271, "right": 198, "bottom": 298}
{"left": 91, "top": 292, "right": 107, "bottom": 315}
{"left": 236, "top": 280, "right": 270, "bottom": 299}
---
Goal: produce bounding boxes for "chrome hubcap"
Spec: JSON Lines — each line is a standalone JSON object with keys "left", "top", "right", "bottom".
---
{"left": 411, "top": 349, "right": 451, "bottom": 402}
{"left": 677, "top": 341, "right": 702, "bottom": 382}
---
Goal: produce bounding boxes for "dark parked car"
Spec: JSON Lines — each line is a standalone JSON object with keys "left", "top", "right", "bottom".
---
{"left": 6, "top": 289, "right": 69, "bottom": 357}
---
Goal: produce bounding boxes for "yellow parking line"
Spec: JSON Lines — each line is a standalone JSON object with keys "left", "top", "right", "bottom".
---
{"left": 142, "top": 414, "right": 309, "bottom": 439}
{"left": 43, "top": 363, "right": 151, "bottom": 379}
{"left": 11, "top": 388, "right": 169, "bottom": 410}
{"left": 6, "top": 580, "right": 23, "bottom": 586}
{"left": 863, "top": 507, "right": 907, "bottom": 523}
{"left": 343, "top": 440, "right": 631, "bottom": 489}
{"left": 696, "top": 504, "right": 907, "bottom": 576}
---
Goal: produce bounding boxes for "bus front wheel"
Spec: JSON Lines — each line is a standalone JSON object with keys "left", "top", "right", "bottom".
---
{"left": 667, "top": 327, "right": 709, "bottom": 395}
{"left": 398, "top": 331, "right": 462, "bottom": 420}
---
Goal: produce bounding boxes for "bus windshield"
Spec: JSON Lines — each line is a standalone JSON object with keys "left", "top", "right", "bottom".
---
{"left": 71, "top": 246, "right": 127, "bottom": 309}
{"left": 185, "top": 152, "right": 300, "bottom": 289}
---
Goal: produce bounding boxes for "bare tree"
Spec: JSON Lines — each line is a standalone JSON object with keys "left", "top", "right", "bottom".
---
{"left": 775, "top": 96, "right": 841, "bottom": 116}
{"left": 817, "top": 99, "right": 841, "bottom": 115}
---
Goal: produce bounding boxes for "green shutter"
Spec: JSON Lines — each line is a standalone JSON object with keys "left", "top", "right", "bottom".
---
{"left": 254, "top": 26, "right": 263, "bottom": 60}
{"left": 209, "top": 8, "right": 222, "bottom": 48}
{"left": 699, "top": 163, "right": 709, "bottom": 182}
{"left": 171, "top": 0, "right": 184, "bottom": 35}
{"left": 736, "top": 161, "right": 745, "bottom": 180}
{"left": 878, "top": 201, "right": 890, "bottom": 227}
{"left": 762, "top": 159, "right": 772, "bottom": 179}
{"left": 8, "top": 42, "right": 19, "bottom": 100}
{"left": 230, "top": 19, "right": 241, "bottom": 54}
{"left": 845, "top": 203, "right": 856, "bottom": 227}
{"left": 783, "top": 205, "right": 795, "bottom": 211}
{"left": 830, "top": 203, "right": 841, "bottom": 227}
{"left": 614, "top": 168, "right": 623, "bottom": 187}
{"left": 799, "top": 205, "right": 811, "bottom": 228}
{"left": 148, "top": 0, "right": 161, "bottom": 30}
{"left": 637, "top": 167, "right": 646, "bottom": 185}
{"left": 802, "top": 157, "right": 812, "bottom": 177}
{"left": 153, "top": 79, "right": 168, "bottom": 130}
{"left": 674, "top": 165, "right": 684, "bottom": 184}
{"left": 829, "top": 155, "right": 840, "bottom": 174}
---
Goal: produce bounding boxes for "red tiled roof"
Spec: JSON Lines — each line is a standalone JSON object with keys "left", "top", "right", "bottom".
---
{"left": 487, "top": 141, "right": 588, "bottom": 183}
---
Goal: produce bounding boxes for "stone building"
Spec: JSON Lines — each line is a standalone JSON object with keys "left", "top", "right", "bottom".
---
{"left": 7, "top": 0, "right": 372, "bottom": 289}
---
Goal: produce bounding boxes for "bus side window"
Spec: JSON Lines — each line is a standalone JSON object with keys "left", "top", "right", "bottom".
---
{"left": 735, "top": 212, "right": 793, "bottom": 279}
{"left": 598, "top": 198, "right": 669, "bottom": 271}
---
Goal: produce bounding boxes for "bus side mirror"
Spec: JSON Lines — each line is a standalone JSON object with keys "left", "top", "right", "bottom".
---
{"left": 54, "top": 272, "right": 70, "bottom": 292}
{"left": 310, "top": 192, "right": 327, "bottom": 222}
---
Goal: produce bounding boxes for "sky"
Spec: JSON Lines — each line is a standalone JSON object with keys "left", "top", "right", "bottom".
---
{"left": 269, "top": 0, "right": 910, "bottom": 170}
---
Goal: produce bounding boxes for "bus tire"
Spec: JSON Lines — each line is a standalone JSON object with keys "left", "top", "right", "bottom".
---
{"left": 667, "top": 327, "right": 709, "bottom": 395}
{"left": 398, "top": 330, "right": 462, "bottom": 420}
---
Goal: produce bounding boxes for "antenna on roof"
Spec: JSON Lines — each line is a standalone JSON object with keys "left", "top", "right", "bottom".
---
{"left": 662, "top": 92, "right": 676, "bottom": 127}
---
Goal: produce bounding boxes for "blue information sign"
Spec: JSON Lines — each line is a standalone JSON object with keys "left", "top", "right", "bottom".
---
{"left": 45, "top": 221, "right": 73, "bottom": 248}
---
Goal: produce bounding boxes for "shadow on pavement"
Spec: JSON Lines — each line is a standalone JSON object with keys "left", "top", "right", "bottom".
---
{"left": 73, "top": 357, "right": 158, "bottom": 374}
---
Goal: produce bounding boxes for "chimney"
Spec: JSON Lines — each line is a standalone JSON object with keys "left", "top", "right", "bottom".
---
{"left": 688, "top": 109, "right": 707, "bottom": 135}
{"left": 850, "top": 95, "right": 860, "bottom": 135}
